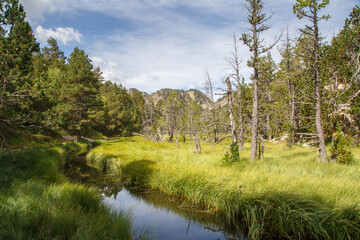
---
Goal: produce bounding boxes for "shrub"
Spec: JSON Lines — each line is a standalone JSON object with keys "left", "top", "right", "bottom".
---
{"left": 222, "top": 142, "right": 240, "bottom": 164}
{"left": 330, "top": 125, "right": 353, "bottom": 164}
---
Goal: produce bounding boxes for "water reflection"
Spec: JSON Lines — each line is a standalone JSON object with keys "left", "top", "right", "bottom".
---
{"left": 65, "top": 155, "right": 246, "bottom": 239}
{"left": 103, "top": 187, "right": 246, "bottom": 240}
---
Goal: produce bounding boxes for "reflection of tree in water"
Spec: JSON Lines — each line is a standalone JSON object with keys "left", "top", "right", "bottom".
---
{"left": 125, "top": 188, "right": 245, "bottom": 240}
{"left": 100, "top": 183, "right": 123, "bottom": 198}
{"left": 65, "top": 155, "right": 245, "bottom": 240}
{"left": 65, "top": 154, "right": 124, "bottom": 197}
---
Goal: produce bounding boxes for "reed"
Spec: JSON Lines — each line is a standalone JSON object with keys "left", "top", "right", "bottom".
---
{"left": 87, "top": 137, "right": 360, "bottom": 239}
{"left": 0, "top": 142, "right": 136, "bottom": 240}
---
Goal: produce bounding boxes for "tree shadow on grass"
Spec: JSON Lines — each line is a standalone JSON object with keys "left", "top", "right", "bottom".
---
{"left": 121, "top": 159, "right": 156, "bottom": 186}
{"left": 224, "top": 190, "right": 360, "bottom": 240}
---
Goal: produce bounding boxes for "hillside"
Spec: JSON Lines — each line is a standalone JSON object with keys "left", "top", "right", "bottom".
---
{"left": 143, "top": 88, "right": 213, "bottom": 110}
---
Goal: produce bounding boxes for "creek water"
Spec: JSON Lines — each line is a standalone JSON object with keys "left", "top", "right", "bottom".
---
{"left": 65, "top": 154, "right": 246, "bottom": 240}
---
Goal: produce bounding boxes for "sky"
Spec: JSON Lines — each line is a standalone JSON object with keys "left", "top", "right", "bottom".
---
{"left": 20, "top": 0, "right": 357, "bottom": 95}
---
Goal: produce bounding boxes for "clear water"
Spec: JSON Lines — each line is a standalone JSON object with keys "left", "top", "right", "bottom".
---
{"left": 103, "top": 187, "right": 246, "bottom": 240}
{"left": 65, "top": 155, "right": 246, "bottom": 239}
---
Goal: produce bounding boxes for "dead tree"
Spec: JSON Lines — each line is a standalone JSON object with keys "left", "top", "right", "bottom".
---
{"left": 203, "top": 70, "right": 218, "bottom": 143}
{"left": 152, "top": 128, "right": 162, "bottom": 143}
{"left": 187, "top": 101, "right": 202, "bottom": 153}
{"left": 226, "top": 33, "right": 245, "bottom": 149}
{"left": 226, "top": 77, "right": 238, "bottom": 145}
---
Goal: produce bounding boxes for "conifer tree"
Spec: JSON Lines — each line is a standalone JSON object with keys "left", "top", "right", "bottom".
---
{"left": 100, "top": 81, "right": 141, "bottom": 136}
{"left": 293, "top": 0, "right": 330, "bottom": 162}
{"left": 277, "top": 29, "right": 298, "bottom": 147}
{"left": 258, "top": 52, "right": 276, "bottom": 140}
{"left": 57, "top": 47, "right": 101, "bottom": 141}
{"left": 0, "top": 0, "right": 39, "bottom": 135}
{"left": 42, "top": 37, "right": 66, "bottom": 69}
{"left": 240, "top": 0, "right": 279, "bottom": 161}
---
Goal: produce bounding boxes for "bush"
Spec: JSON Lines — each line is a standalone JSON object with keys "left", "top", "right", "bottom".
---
{"left": 222, "top": 142, "right": 240, "bottom": 164}
{"left": 330, "top": 125, "right": 353, "bottom": 164}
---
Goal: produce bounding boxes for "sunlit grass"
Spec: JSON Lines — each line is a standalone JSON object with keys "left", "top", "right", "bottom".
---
{"left": 0, "top": 142, "right": 136, "bottom": 240}
{"left": 88, "top": 137, "right": 360, "bottom": 239}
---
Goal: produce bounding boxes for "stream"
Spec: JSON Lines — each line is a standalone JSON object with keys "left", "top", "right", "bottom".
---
{"left": 65, "top": 154, "right": 247, "bottom": 240}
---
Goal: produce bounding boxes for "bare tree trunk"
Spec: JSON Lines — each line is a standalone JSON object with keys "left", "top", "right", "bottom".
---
{"left": 250, "top": 82, "right": 259, "bottom": 161}
{"left": 204, "top": 71, "right": 218, "bottom": 143}
{"left": 289, "top": 86, "right": 296, "bottom": 146}
{"left": 175, "top": 136, "right": 179, "bottom": 148}
{"left": 168, "top": 131, "right": 174, "bottom": 142}
{"left": 152, "top": 128, "right": 162, "bottom": 143}
{"left": 314, "top": 11, "right": 328, "bottom": 163}
{"left": 76, "top": 131, "right": 82, "bottom": 142}
{"left": 283, "top": 28, "right": 296, "bottom": 147}
{"left": 227, "top": 33, "right": 245, "bottom": 148}
{"left": 266, "top": 113, "right": 271, "bottom": 140}
{"left": 250, "top": 58, "right": 259, "bottom": 162}
{"left": 240, "top": 0, "right": 279, "bottom": 161}
{"left": 226, "top": 77, "right": 238, "bottom": 145}
{"left": 293, "top": 0, "right": 329, "bottom": 162}
{"left": 194, "top": 132, "right": 201, "bottom": 153}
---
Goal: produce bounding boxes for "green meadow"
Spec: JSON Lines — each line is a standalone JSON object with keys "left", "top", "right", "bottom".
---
{"left": 0, "top": 142, "right": 134, "bottom": 240}
{"left": 87, "top": 137, "right": 360, "bottom": 239}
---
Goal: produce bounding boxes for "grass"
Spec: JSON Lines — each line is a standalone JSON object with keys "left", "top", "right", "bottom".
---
{"left": 0, "top": 142, "right": 135, "bottom": 240}
{"left": 87, "top": 137, "right": 360, "bottom": 239}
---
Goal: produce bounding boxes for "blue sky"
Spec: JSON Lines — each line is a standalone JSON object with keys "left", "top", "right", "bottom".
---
{"left": 21, "top": 0, "right": 356, "bottom": 94}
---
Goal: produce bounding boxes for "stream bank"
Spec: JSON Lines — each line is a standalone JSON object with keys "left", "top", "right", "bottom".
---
{"left": 65, "top": 152, "right": 247, "bottom": 240}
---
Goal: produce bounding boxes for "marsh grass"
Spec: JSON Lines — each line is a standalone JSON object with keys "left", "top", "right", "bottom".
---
{"left": 88, "top": 137, "right": 360, "bottom": 239}
{"left": 0, "top": 142, "right": 135, "bottom": 240}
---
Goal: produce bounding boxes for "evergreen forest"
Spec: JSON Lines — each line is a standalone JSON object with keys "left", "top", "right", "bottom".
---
{"left": 1, "top": 0, "right": 360, "bottom": 239}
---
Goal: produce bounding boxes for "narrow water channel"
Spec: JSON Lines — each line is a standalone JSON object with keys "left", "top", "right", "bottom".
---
{"left": 65, "top": 154, "right": 247, "bottom": 240}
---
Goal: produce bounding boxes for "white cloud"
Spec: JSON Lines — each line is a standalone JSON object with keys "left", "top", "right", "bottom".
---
{"left": 89, "top": 25, "right": 250, "bottom": 94}
{"left": 35, "top": 26, "right": 83, "bottom": 44}
{"left": 20, "top": 0, "right": 68, "bottom": 23}
{"left": 21, "top": 0, "right": 356, "bottom": 94}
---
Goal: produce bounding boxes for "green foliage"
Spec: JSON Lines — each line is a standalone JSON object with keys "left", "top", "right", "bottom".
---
{"left": 42, "top": 37, "right": 66, "bottom": 68}
{"left": 0, "top": 180, "right": 133, "bottom": 240}
{"left": 57, "top": 47, "right": 102, "bottom": 139}
{"left": 293, "top": 0, "right": 330, "bottom": 20}
{"left": 0, "top": 142, "right": 134, "bottom": 240}
{"left": 330, "top": 125, "right": 353, "bottom": 164}
{"left": 88, "top": 137, "right": 360, "bottom": 239}
{"left": 350, "top": 93, "right": 360, "bottom": 142}
{"left": 178, "top": 130, "right": 186, "bottom": 143}
{"left": 0, "top": 0, "right": 39, "bottom": 132}
{"left": 100, "top": 81, "right": 142, "bottom": 136}
{"left": 222, "top": 142, "right": 240, "bottom": 164}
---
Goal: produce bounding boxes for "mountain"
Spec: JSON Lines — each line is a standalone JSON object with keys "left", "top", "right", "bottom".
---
{"left": 143, "top": 88, "right": 213, "bottom": 110}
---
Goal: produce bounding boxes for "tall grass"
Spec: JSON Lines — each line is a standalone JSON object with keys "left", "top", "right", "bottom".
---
{"left": 0, "top": 142, "right": 135, "bottom": 240}
{"left": 87, "top": 137, "right": 360, "bottom": 239}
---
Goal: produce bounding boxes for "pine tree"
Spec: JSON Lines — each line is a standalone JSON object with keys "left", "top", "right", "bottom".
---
{"left": 57, "top": 47, "right": 102, "bottom": 141}
{"left": 240, "top": 0, "right": 279, "bottom": 161}
{"left": 277, "top": 29, "right": 298, "bottom": 147}
{"left": 100, "top": 81, "right": 142, "bottom": 136}
{"left": 293, "top": 0, "right": 330, "bottom": 162}
{"left": 0, "top": 0, "right": 39, "bottom": 135}
{"left": 258, "top": 52, "right": 276, "bottom": 140}
{"left": 42, "top": 37, "right": 66, "bottom": 69}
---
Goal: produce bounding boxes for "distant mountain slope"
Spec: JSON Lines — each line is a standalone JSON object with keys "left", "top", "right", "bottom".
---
{"left": 142, "top": 88, "right": 213, "bottom": 110}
